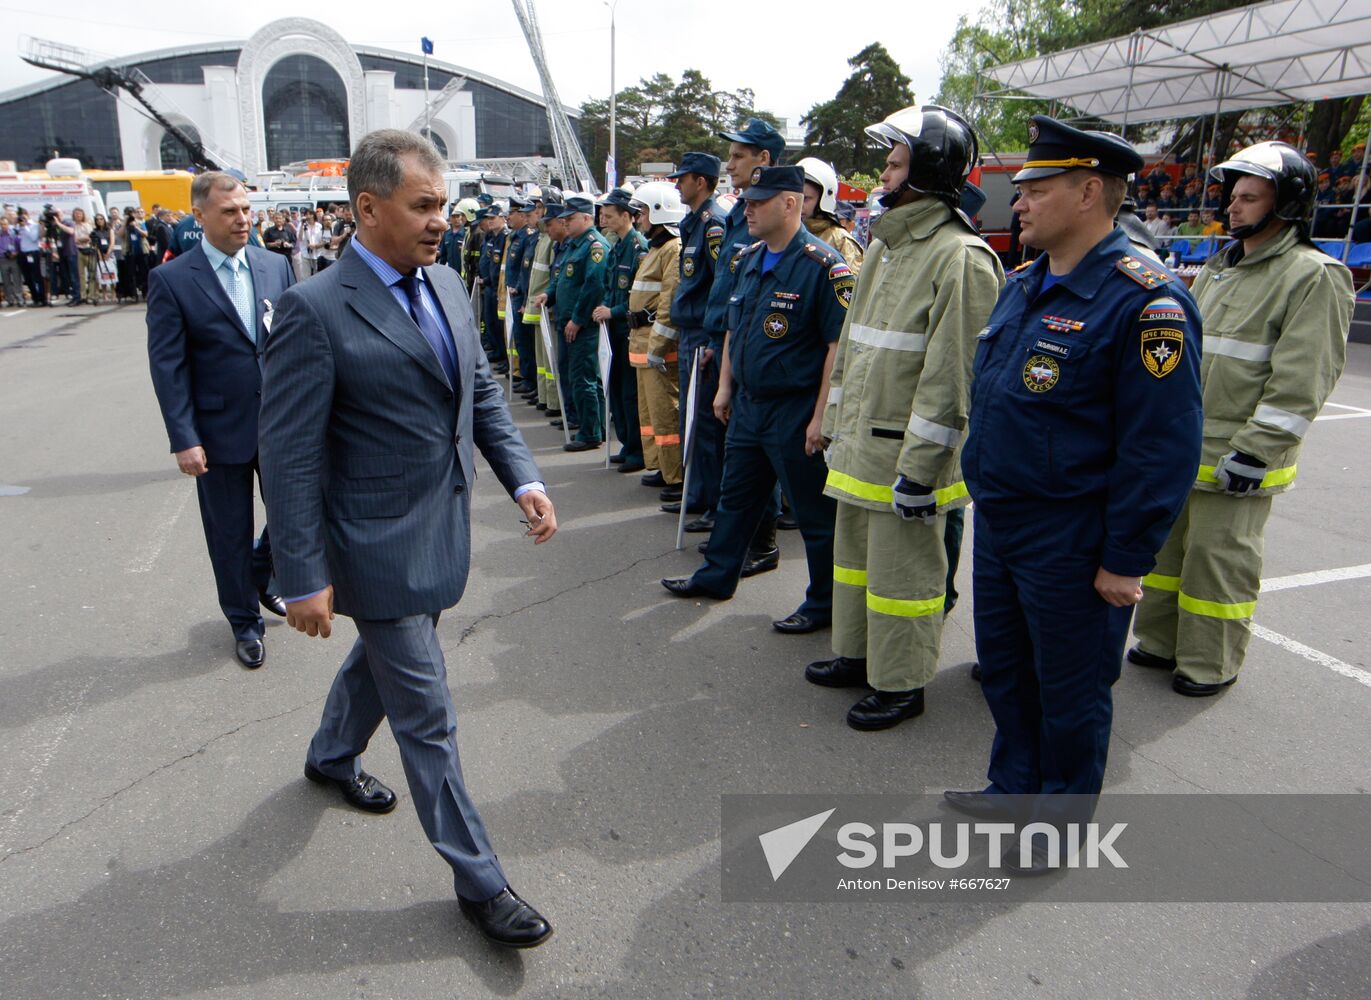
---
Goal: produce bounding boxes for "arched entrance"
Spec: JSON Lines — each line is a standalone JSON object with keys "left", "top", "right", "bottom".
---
{"left": 262, "top": 54, "right": 349, "bottom": 169}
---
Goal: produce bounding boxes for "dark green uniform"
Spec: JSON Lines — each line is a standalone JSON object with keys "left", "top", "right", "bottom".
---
{"left": 549, "top": 227, "right": 612, "bottom": 445}
{"left": 603, "top": 228, "right": 649, "bottom": 459}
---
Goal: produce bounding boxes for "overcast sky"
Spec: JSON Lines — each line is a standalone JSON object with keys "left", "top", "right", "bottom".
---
{"left": 0, "top": 0, "right": 986, "bottom": 125}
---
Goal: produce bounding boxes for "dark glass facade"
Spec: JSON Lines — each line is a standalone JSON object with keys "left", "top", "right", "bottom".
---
{"left": 262, "top": 54, "right": 349, "bottom": 169}
{"left": 160, "top": 124, "right": 201, "bottom": 170}
{"left": 0, "top": 46, "right": 574, "bottom": 171}
{"left": 0, "top": 79, "right": 120, "bottom": 170}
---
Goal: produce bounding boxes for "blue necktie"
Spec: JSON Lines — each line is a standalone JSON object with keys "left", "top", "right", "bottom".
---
{"left": 398, "top": 271, "right": 457, "bottom": 387}
{"left": 222, "top": 257, "right": 255, "bottom": 342}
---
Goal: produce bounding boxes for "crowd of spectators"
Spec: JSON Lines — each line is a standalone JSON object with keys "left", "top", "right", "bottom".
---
{"left": 1128, "top": 140, "right": 1371, "bottom": 249}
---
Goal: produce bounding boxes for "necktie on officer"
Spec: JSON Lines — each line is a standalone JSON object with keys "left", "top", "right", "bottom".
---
{"left": 398, "top": 271, "right": 458, "bottom": 387}
{"left": 222, "top": 257, "right": 255, "bottom": 342}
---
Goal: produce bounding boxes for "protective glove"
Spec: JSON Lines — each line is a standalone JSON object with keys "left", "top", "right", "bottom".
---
{"left": 1213, "top": 450, "right": 1265, "bottom": 496}
{"left": 891, "top": 476, "right": 937, "bottom": 522}
{"left": 628, "top": 307, "right": 657, "bottom": 329}
{"left": 646, "top": 353, "right": 668, "bottom": 374}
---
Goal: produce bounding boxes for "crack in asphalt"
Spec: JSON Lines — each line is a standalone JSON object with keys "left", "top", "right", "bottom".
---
{"left": 456, "top": 547, "right": 679, "bottom": 645}
{"left": 0, "top": 697, "right": 319, "bottom": 867}
{"left": 1110, "top": 728, "right": 1214, "bottom": 793}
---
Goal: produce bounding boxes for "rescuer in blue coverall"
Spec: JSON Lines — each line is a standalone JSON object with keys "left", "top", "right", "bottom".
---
{"left": 945, "top": 118, "right": 1203, "bottom": 869}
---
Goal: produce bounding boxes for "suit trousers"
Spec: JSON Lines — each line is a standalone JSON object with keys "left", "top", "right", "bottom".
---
{"left": 307, "top": 612, "right": 508, "bottom": 901}
{"left": 0, "top": 257, "right": 24, "bottom": 305}
{"left": 972, "top": 504, "right": 1132, "bottom": 799}
{"left": 20, "top": 251, "right": 45, "bottom": 303}
{"left": 678, "top": 332, "right": 725, "bottom": 514}
{"left": 1132, "top": 490, "right": 1272, "bottom": 685}
{"left": 194, "top": 460, "right": 273, "bottom": 640}
{"left": 692, "top": 391, "right": 836, "bottom": 619}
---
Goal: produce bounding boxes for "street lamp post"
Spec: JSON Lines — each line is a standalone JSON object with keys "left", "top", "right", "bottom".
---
{"left": 606, "top": 0, "right": 618, "bottom": 190}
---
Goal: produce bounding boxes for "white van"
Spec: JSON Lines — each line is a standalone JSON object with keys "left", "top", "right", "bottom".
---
{"left": 0, "top": 158, "right": 108, "bottom": 221}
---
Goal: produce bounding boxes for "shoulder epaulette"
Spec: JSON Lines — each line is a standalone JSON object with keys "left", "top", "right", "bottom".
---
{"left": 1010, "top": 259, "right": 1034, "bottom": 274}
{"left": 700, "top": 209, "right": 712, "bottom": 222}
{"left": 1116, "top": 254, "right": 1174, "bottom": 289}
{"left": 802, "top": 241, "right": 841, "bottom": 266}
{"left": 737, "top": 239, "right": 766, "bottom": 257}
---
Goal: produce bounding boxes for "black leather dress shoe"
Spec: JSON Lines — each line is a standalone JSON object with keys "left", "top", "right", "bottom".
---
{"left": 618, "top": 458, "right": 645, "bottom": 473}
{"left": 235, "top": 639, "right": 265, "bottom": 669}
{"left": 610, "top": 453, "right": 627, "bottom": 464}
{"left": 563, "top": 439, "right": 600, "bottom": 452}
{"left": 683, "top": 513, "right": 715, "bottom": 533}
{"left": 545, "top": 408, "right": 562, "bottom": 418}
{"left": 535, "top": 402, "right": 548, "bottom": 411}
{"left": 259, "top": 591, "right": 287, "bottom": 617}
{"left": 458, "top": 886, "right": 553, "bottom": 948}
{"left": 697, "top": 539, "right": 710, "bottom": 554}
{"left": 659, "top": 485, "right": 683, "bottom": 503}
{"left": 549, "top": 418, "right": 564, "bottom": 428}
{"left": 1127, "top": 645, "right": 1178, "bottom": 670}
{"left": 805, "top": 656, "right": 870, "bottom": 688}
{"left": 776, "top": 513, "right": 800, "bottom": 531}
{"left": 943, "top": 789, "right": 1015, "bottom": 820}
{"left": 772, "top": 612, "right": 828, "bottom": 634}
{"left": 304, "top": 763, "right": 397, "bottom": 813}
{"left": 641, "top": 470, "right": 666, "bottom": 487}
{"left": 970, "top": 662, "right": 982, "bottom": 682}
{"left": 741, "top": 546, "right": 779, "bottom": 578}
{"left": 846, "top": 688, "right": 925, "bottom": 730}
{"left": 1003, "top": 840, "right": 1062, "bottom": 876}
{"left": 1172, "top": 674, "right": 1236, "bottom": 697}
{"left": 661, "top": 576, "right": 728, "bottom": 599}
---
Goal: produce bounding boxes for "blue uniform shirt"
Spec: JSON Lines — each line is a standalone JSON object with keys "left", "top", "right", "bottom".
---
{"left": 478, "top": 227, "right": 507, "bottom": 285}
{"left": 703, "top": 198, "right": 757, "bottom": 348}
{"left": 673, "top": 196, "right": 725, "bottom": 331}
{"left": 960, "top": 226, "right": 1203, "bottom": 577}
{"left": 504, "top": 226, "right": 528, "bottom": 299}
{"left": 726, "top": 226, "right": 852, "bottom": 399}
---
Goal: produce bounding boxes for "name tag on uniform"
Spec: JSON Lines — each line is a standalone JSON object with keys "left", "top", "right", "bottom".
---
{"left": 1033, "top": 338, "right": 1070, "bottom": 359}
{"left": 769, "top": 300, "right": 795, "bottom": 310}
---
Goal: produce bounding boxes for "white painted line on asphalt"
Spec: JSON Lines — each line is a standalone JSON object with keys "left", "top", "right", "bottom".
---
{"left": 125, "top": 486, "right": 193, "bottom": 573}
{"left": 1313, "top": 412, "right": 1371, "bottom": 422}
{"left": 1262, "top": 563, "right": 1371, "bottom": 592}
{"left": 1251, "top": 623, "right": 1371, "bottom": 690}
{"left": 1322, "top": 401, "right": 1371, "bottom": 413}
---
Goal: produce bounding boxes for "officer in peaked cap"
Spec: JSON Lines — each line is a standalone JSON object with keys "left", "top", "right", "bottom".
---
{"left": 946, "top": 115, "right": 1203, "bottom": 864}
{"left": 477, "top": 203, "right": 510, "bottom": 373}
{"left": 546, "top": 195, "right": 611, "bottom": 451}
{"left": 593, "top": 186, "right": 650, "bottom": 470}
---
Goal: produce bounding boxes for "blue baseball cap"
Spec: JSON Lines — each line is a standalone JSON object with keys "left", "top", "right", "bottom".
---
{"left": 601, "top": 188, "right": 636, "bottom": 211}
{"left": 476, "top": 192, "right": 495, "bottom": 206}
{"left": 740, "top": 165, "right": 805, "bottom": 201}
{"left": 564, "top": 195, "right": 596, "bottom": 216}
{"left": 717, "top": 117, "right": 785, "bottom": 164}
{"left": 668, "top": 151, "right": 722, "bottom": 179}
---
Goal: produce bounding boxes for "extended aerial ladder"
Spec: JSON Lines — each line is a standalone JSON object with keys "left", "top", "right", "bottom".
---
{"left": 19, "top": 35, "right": 241, "bottom": 174}
{"left": 509, "top": 0, "right": 598, "bottom": 194}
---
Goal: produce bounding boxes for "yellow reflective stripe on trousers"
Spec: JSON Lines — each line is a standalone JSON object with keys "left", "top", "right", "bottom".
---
{"left": 1177, "top": 591, "right": 1257, "bottom": 620}
{"left": 866, "top": 591, "right": 946, "bottom": 618}
{"left": 1142, "top": 573, "right": 1180, "bottom": 592}
{"left": 1195, "top": 464, "right": 1297, "bottom": 488}
{"left": 834, "top": 565, "right": 868, "bottom": 587}
{"left": 825, "top": 471, "right": 968, "bottom": 507}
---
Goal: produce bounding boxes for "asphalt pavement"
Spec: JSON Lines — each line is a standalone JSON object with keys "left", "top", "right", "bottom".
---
{"left": 1, "top": 300, "right": 1369, "bottom": 999}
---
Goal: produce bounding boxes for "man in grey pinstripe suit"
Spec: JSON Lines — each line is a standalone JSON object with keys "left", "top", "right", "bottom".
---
{"left": 260, "top": 130, "right": 557, "bottom": 950}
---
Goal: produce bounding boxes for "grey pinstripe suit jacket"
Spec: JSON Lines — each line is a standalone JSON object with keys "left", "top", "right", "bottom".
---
{"left": 259, "top": 245, "right": 541, "bottom": 620}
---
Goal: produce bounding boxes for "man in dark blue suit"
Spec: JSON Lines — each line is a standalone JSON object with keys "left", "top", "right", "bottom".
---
{"left": 147, "top": 172, "right": 295, "bottom": 669}
{"left": 259, "top": 130, "right": 559, "bottom": 949}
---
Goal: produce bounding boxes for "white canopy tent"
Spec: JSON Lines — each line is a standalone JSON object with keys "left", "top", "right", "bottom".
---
{"left": 981, "top": 0, "right": 1371, "bottom": 262}
{"left": 981, "top": 0, "right": 1371, "bottom": 128}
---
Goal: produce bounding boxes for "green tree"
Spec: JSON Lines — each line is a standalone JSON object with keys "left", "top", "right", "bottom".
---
{"left": 800, "top": 43, "right": 915, "bottom": 175}
{"left": 578, "top": 70, "right": 780, "bottom": 180}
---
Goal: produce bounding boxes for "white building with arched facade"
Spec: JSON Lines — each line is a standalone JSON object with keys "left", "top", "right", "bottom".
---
{"left": 0, "top": 18, "right": 576, "bottom": 176}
